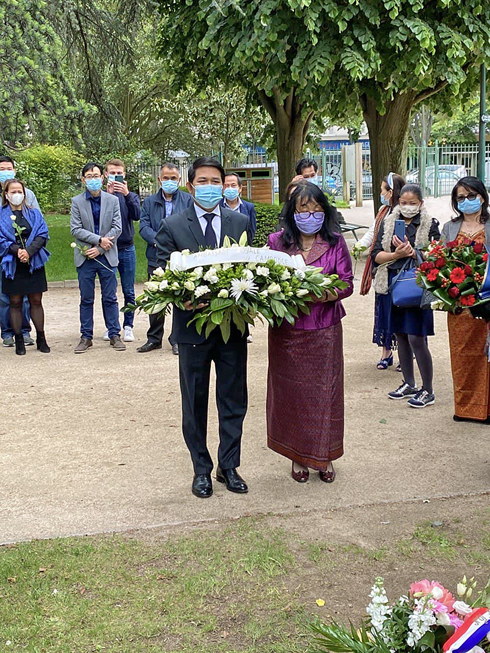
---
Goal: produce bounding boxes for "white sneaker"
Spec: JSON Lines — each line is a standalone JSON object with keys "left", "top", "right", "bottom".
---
{"left": 247, "top": 335, "right": 253, "bottom": 343}
{"left": 102, "top": 330, "right": 110, "bottom": 341}
{"left": 123, "top": 326, "right": 135, "bottom": 342}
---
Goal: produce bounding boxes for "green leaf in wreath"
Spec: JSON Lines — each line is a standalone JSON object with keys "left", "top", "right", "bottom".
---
{"left": 220, "top": 311, "right": 231, "bottom": 343}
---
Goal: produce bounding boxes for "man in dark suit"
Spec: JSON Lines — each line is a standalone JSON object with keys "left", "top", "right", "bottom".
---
{"left": 138, "top": 162, "right": 193, "bottom": 354}
{"left": 155, "top": 157, "right": 251, "bottom": 499}
{"left": 220, "top": 172, "right": 257, "bottom": 238}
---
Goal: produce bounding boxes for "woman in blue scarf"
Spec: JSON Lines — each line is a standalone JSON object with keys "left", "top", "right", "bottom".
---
{"left": 0, "top": 179, "right": 50, "bottom": 355}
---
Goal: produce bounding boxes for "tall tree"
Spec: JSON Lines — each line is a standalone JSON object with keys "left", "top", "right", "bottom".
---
{"left": 156, "top": 0, "right": 490, "bottom": 203}
{"left": 0, "top": 0, "right": 84, "bottom": 147}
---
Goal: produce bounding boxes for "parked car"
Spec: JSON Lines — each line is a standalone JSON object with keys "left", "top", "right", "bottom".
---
{"left": 406, "top": 165, "right": 467, "bottom": 196}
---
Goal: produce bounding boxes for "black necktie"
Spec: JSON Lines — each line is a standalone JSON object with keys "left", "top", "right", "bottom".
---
{"left": 204, "top": 213, "right": 217, "bottom": 248}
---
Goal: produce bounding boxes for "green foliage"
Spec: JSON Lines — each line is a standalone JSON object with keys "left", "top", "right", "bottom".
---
{"left": 0, "top": 0, "right": 85, "bottom": 147}
{"left": 253, "top": 203, "right": 283, "bottom": 246}
{"left": 15, "top": 145, "right": 84, "bottom": 213}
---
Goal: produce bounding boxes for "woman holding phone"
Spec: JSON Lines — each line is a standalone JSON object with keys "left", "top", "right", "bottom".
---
{"left": 356, "top": 172, "right": 405, "bottom": 369}
{"left": 371, "top": 184, "right": 440, "bottom": 408}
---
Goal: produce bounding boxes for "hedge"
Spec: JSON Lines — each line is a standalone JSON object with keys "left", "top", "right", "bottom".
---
{"left": 253, "top": 203, "right": 283, "bottom": 246}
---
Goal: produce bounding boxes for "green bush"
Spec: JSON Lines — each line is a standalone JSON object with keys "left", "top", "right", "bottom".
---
{"left": 14, "top": 145, "right": 84, "bottom": 213}
{"left": 253, "top": 203, "right": 283, "bottom": 246}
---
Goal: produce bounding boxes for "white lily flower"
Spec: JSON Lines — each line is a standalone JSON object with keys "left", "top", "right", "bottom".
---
{"left": 153, "top": 267, "right": 165, "bottom": 278}
{"left": 297, "top": 289, "right": 309, "bottom": 297}
{"left": 145, "top": 281, "right": 160, "bottom": 292}
{"left": 193, "top": 266, "right": 204, "bottom": 279}
{"left": 171, "top": 282, "right": 180, "bottom": 290}
{"left": 159, "top": 280, "right": 169, "bottom": 291}
{"left": 267, "top": 283, "right": 281, "bottom": 294}
{"left": 256, "top": 266, "right": 270, "bottom": 277}
{"left": 194, "top": 285, "right": 210, "bottom": 298}
{"left": 184, "top": 281, "right": 195, "bottom": 291}
{"left": 280, "top": 270, "right": 291, "bottom": 280}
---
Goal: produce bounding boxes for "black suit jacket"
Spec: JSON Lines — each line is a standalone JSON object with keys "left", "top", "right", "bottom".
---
{"left": 155, "top": 204, "right": 252, "bottom": 344}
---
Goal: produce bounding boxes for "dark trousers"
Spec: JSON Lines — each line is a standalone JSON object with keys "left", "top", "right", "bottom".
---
{"left": 178, "top": 335, "right": 248, "bottom": 474}
{"left": 77, "top": 257, "right": 120, "bottom": 340}
{"left": 146, "top": 265, "right": 172, "bottom": 345}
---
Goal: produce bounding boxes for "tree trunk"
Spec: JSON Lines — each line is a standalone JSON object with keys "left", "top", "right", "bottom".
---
{"left": 257, "top": 88, "right": 313, "bottom": 200}
{"left": 363, "top": 92, "right": 416, "bottom": 215}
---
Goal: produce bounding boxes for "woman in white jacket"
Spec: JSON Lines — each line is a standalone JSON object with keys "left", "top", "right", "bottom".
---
{"left": 355, "top": 172, "right": 405, "bottom": 369}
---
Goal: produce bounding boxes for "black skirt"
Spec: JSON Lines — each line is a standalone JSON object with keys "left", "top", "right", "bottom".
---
{"left": 2, "top": 263, "right": 47, "bottom": 295}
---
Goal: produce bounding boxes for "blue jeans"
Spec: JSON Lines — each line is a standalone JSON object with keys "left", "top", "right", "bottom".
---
{"left": 0, "top": 274, "right": 31, "bottom": 339}
{"left": 118, "top": 245, "right": 136, "bottom": 328}
{"left": 77, "top": 257, "right": 120, "bottom": 340}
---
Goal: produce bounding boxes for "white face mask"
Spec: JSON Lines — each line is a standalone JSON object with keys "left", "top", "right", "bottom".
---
{"left": 9, "top": 192, "right": 24, "bottom": 206}
{"left": 399, "top": 204, "right": 420, "bottom": 219}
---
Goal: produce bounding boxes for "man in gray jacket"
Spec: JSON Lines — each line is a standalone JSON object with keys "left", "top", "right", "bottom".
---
{"left": 138, "top": 162, "right": 193, "bottom": 354}
{"left": 70, "top": 162, "right": 125, "bottom": 353}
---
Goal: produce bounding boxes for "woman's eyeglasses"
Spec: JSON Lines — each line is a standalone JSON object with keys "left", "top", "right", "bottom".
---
{"left": 456, "top": 193, "right": 478, "bottom": 202}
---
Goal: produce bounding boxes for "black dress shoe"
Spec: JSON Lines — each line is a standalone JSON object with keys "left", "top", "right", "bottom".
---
{"left": 216, "top": 467, "right": 248, "bottom": 494}
{"left": 171, "top": 344, "right": 179, "bottom": 356}
{"left": 137, "top": 341, "right": 162, "bottom": 353}
{"left": 192, "top": 474, "right": 213, "bottom": 498}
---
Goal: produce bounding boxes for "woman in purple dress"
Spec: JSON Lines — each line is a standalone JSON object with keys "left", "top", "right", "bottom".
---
{"left": 267, "top": 184, "right": 354, "bottom": 484}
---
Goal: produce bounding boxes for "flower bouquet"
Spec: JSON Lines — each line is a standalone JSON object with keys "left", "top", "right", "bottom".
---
{"left": 416, "top": 240, "right": 490, "bottom": 316}
{"left": 311, "top": 576, "right": 490, "bottom": 653}
{"left": 127, "top": 234, "right": 349, "bottom": 342}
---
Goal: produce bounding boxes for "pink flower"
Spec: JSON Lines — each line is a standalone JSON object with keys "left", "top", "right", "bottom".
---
{"left": 449, "top": 614, "right": 464, "bottom": 629}
{"left": 409, "top": 580, "right": 455, "bottom": 611}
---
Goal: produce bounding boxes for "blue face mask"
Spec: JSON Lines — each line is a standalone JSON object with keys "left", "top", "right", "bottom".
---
{"left": 380, "top": 193, "right": 391, "bottom": 206}
{"left": 85, "top": 178, "right": 103, "bottom": 192}
{"left": 294, "top": 211, "right": 325, "bottom": 235}
{"left": 0, "top": 170, "right": 15, "bottom": 185}
{"left": 161, "top": 180, "right": 179, "bottom": 195}
{"left": 306, "top": 176, "right": 318, "bottom": 186}
{"left": 458, "top": 197, "right": 482, "bottom": 215}
{"left": 224, "top": 187, "right": 240, "bottom": 201}
{"left": 193, "top": 184, "right": 223, "bottom": 210}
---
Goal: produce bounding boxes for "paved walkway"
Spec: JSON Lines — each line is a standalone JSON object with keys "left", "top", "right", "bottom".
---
{"left": 1, "top": 269, "right": 488, "bottom": 544}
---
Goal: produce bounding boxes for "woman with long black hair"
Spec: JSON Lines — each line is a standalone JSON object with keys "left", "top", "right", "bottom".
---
{"left": 0, "top": 178, "right": 50, "bottom": 355}
{"left": 442, "top": 176, "right": 490, "bottom": 422}
{"left": 266, "top": 183, "right": 354, "bottom": 484}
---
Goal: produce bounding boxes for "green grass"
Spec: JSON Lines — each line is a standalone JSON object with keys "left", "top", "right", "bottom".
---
{"left": 44, "top": 214, "right": 148, "bottom": 283}
{"left": 1, "top": 514, "right": 489, "bottom": 652}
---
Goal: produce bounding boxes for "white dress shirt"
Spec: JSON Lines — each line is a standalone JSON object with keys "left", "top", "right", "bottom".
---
{"left": 194, "top": 203, "right": 222, "bottom": 244}
{"left": 223, "top": 197, "right": 243, "bottom": 212}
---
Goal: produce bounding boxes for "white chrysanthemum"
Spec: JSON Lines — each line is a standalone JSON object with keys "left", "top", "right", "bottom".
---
{"left": 159, "top": 280, "right": 169, "bottom": 291}
{"left": 242, "top": 269, "right": 254, "bottom": 280}
{"left": 294, "top": 269, "right": 305, "bottom": 280}
{"left": 145, "top": 281, "right": 160, "bottom": 292}
{"left": 256, "top": 266, "right": 270, "bottom": 277}
{"left": 195, "top": 285, "right": 210, "bottom": 298}
{"left": 267, "top": 283, "right": 281, "bottom": 294}
{"left": 218, "top": 289, "right": 229, "bottom": 298}
{"left": 153, "top": 267, "right": 165, "bottom": 278}
{"left": 297, "top": 289, "right": 309, "bottom": 297}
{"left": 184, "top": 281, "right": 195, "bottom": 291}
{"left": 281, "top": 270, "right": 291, "bottom": 280}
{"left": 193, "top": 266, "right": 204, "bottom": 279}
{"left": 230, "top": 278, "right": 258, "bottom": 300}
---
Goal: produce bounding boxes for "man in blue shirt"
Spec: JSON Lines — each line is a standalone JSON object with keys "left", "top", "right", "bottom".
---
{"left": 138, "top": 162, "right": 193, "bottom": 355}
{"left": 103, "top": 158, "right": 141, "bottom": 343}
{"left": 70, "top": 162, "right": 125, "bottom": 353}
{"left": 220, "top": 172, "right": 257, "bottom": 238}
{"left": 0, "top": 155, "right": 38, "bottom": 347}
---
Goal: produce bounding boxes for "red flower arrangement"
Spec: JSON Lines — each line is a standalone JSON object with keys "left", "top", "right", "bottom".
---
{"left": 417, "top": 239, "right": 489, "bottom": 313}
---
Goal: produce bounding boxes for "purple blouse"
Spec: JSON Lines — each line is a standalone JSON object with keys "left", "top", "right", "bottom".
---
{"left": 267, "top": 231, "right": 354, "bottom": 330}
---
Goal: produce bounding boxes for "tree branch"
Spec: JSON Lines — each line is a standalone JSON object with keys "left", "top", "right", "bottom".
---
{"left": 257, "top": 89, "right": 277, "bottom": 122}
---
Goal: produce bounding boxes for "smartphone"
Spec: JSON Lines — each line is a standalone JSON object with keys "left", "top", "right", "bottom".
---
{"left": 394, "top": 219, "right": 406, "bottom": 242}
{"left": 115, "top": 174, "right": 124, "bottom": 183}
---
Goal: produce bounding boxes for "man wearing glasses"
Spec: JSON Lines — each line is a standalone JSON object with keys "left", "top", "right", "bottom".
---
{"left": 70, "top": 162, "right": 125, "bottom": 353}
